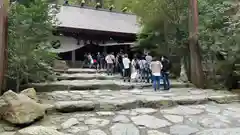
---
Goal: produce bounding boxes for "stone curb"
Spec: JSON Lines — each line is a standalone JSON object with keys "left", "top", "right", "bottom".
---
{"left": 26, "top": 83, "right": 194, "bottom": 92}
{"left": 56, "top": 74, "right": 176, "bottom": 81}
{"left": 57, "top": 76, "right": 121, "bottom": 81}
{"left": 49, "top": 94, "right": 239, "bottom": 113}
{"left": 54, "top": 69, "right": 106, "bottom": 74}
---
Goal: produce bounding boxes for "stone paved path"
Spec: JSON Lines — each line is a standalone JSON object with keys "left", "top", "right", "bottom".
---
{"left": 2, "top": 102, "right": 240, "bottom": 135}
{"left": 38, "top": 88, "right": 239, "bottom": 112}
{"left": 1, "top": 68, "right": 240, "bottom": 135}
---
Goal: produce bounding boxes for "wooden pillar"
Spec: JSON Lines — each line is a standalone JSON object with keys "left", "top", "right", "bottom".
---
{"left": 71, "top": 50, "right": 76, "bottom": 67}
{"left": 104, "top": 46, "right": 107, "bottom": 53}
{"left": 124, "top": 45, "right": 128, "bottom": 54}
{"left": 0, "top": 0, "right": 8, "bottom": 94}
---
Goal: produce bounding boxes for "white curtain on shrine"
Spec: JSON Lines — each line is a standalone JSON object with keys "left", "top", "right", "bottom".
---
{"left": 49, "top": 36, "right": 85, "bottom": 53}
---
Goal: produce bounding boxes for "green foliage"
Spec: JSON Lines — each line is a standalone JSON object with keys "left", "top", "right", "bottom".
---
{"left": 7, "top": 0, "right": 58, "bottom": 91}
{"left": 133, "top": 0, "right": 239, "bottom": 89}
{"left": 199, "top": 0, "right": 240, "bottom": 61}
{"left": 197, "top": 0, "right": 240, "bottom": 89}
{"left": 133, "top": 0, "right": 188, "bottom": 58}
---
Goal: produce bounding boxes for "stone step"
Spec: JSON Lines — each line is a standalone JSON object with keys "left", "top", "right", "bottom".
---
{"left": 57, "top": 73, "right": 121, "bottom": 80}
{"left": 38, "top": 88, "right": 240, "bottom": 113}
{"left": 57, "top": 73, "right": 176, "bottom": 81}
{"left": 26, "top": 80, "right": 193, "bottom": 92}
{"left": 54, "top": 68, "right": 106, "bottom": 74}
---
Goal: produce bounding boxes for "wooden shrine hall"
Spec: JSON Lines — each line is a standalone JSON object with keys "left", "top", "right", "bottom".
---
{"left": 50, "top": 5, "right": 140, "bottom": 67}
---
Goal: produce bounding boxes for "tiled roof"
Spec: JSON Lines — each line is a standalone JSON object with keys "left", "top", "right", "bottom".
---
{"left": 56, "top": 6, "right": 140, "bottom": 34}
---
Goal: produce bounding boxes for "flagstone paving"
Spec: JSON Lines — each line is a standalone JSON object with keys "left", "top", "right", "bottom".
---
{"left": 2, "top": 103, "right": 240, "bottom": 135}
{"left": 38, "top": 88, "right": 239, "bottom": 112}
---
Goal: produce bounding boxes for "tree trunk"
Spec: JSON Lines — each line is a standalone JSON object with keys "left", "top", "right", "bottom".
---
{"left": 0, "top": 1, "right": 8, "bottom": 95}
{"left": 188, "top": 0, "right": 204, "bottom": 88}
{"left": 189, "top": 38, "right": 204, "bottom": 88}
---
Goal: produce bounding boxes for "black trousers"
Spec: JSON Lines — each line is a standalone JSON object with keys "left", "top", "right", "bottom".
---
{"left": 124, "top": 68, "right": 131, "bottom": 81}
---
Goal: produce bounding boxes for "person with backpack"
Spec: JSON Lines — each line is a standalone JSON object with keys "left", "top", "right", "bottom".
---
{"left": 105, "top": 52, "right": 115, "bottom": 75}
{"left": 144, "top": 61, "right": 151, "bottom": 83}
{"left": 161, "top": 56, "right": 172, "bottom": 90}
{"left": 145, "top": 53, "right": 153, "bottom": 83}
{"left": 116, "top": 52, "right": 124, "bottom": 76}
{"left": 131, "top": 55, "right": 140, "bottom": 82}
{"left": 139, "top": 56, "right": 147, "bottom": 82}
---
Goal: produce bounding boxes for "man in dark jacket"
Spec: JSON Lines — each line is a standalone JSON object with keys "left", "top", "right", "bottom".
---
{"left": 161, "top": 56, "right": 171, "bottom": 90}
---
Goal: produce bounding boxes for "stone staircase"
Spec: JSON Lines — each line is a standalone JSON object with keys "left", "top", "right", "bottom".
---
{"left": 32, "top": 68, "right": 239, "bottom": 113}
{"left": 28, "top": 68, "right": 193, "bottom": 92}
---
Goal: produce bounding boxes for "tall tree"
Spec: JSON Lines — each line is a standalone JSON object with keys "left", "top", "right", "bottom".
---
{"left": 0, "top": 0, "right": 8, "bottom": 94}
{"left": 7, "top": 0, "right": 58, "bottom": 91}
{"left": 188, "top": 0, "right": 204, "bottom": 88}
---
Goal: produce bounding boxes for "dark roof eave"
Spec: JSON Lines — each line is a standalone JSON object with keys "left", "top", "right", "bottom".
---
{"left": 56, "top": 26, "right": 138, "bottom": 36}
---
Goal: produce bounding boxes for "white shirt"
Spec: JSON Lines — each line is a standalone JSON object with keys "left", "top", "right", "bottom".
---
{"left": 105, "top": 54, "right": 115, "bottom": 64}
{"left": 139, "top": 59, "right": 146, "bottom": 69}
{"left": 150, "top": 61, "right": 163, "bottom": 76}
{"left": 123, "top": 57, "right": 130, "bottom": 69}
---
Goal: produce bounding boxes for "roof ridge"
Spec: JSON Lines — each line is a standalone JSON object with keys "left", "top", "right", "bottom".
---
{"left": 63, "top": 5, "right": 136, "bottom": 16}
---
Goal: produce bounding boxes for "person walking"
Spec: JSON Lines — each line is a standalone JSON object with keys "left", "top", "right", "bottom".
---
{"left": 83, "top": 53, "right": 88, "bottom": 68}
{"left": 131, "top": 55, "right": 140, "bottom": 82}
{"left": 145, "top": 53, "right": 153, "bottom": 83}
{"left": 105, "top": 52, "right": 115, "bottom": 75}
{"left": 145, "top": 53, "right": 153, "bottom": 63}
{"left": 122, "top": 54, "right": 131, "bottom": 82}
{"left": 161, "top": 56, "right": 171, "bottom": 90}
{"left": 96, "top": 52, "right": 102, "bottom": 71}
{"left": 102, "top": 52, "right": 107, "bottom": 69}
{"left": 88, "top": 53, "right": 93, "bottom": 68}
{"left": 150, "top": 57, "right": 163, "bottom": 91}
{"left": 139, "top": 56, "right": 147, "bottom": 82}
{"left": 117, "top": 51, "right": 124, "bottom": 77}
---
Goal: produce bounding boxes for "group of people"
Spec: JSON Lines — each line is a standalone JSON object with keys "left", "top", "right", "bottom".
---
{"left": 121, "top": 53, "right": 171, "bottom": 91}
{"left": 84, "top": 51, "right": 171, "bottom": 91}
{"left": 83, "top": 52, "right": 106, "bottom": 69}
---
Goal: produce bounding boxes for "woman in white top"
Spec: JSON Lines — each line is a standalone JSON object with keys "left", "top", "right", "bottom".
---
{"left": 150, "top": 57, "right": 163, "bottom": 91}
{"left": 131, "top": 56, "right": 139, "bottom": 82}
{"left": 122, "top": 54, "right": 131, "bottom": 82}
{"left": 88, "top": 53, "right": 93, "bottom": 68}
